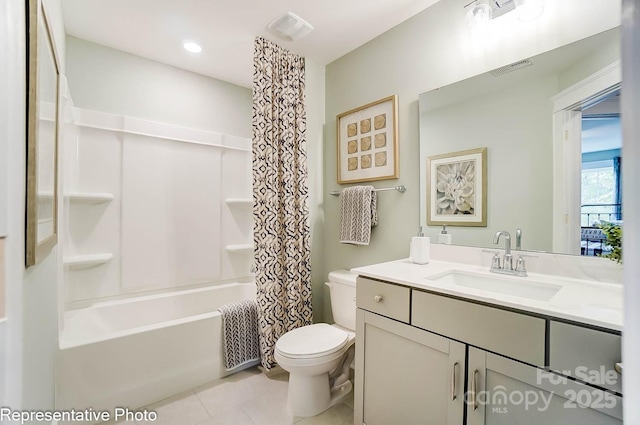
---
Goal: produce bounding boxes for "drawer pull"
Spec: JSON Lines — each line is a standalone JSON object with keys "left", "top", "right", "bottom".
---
{"left": 472, "top": 370, "right": 479, "bottom": 411}
{"left": 451, "top": 362, "right": 459, "bottom": 400}
{"left": 374, "top": 295, "right": 383, "bottom": 303}
{"left": 615, "top": 362, "right": 623, "bottom": 375}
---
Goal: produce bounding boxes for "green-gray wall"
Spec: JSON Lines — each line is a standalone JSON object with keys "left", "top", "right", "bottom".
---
{"left": 321, "top": 0, "right": 620, "bottom": 321}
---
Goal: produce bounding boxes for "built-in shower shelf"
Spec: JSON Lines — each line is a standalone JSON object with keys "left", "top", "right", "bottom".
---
{"left": 66, "top": 192, "right": 114, "bottom": 204}
{"left": 64, "top": 253, "right": 114, "bottom": 270}
{"left": 225, "top": 198, "right": 253, "bottom": 207}
{"left": 225, "top": 244, "right": 253, "bottom": 254}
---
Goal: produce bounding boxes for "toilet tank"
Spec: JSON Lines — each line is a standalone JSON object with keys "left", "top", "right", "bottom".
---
{"left": 327, "top": 270, "right": 358, "bottom": 331}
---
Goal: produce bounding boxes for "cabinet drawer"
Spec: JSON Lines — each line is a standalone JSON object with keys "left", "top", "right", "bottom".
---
{"left": 549, "top": 321, "right": 622, "bottom": 394}
{"left": 412, "top": 290, "right": 546, "bottom": 366}
{"left": 356, "top": 277, "right": 410, "bottom": 323}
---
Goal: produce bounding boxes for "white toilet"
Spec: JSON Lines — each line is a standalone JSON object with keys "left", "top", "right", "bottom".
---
{"left": 274, "top": 270, "right": 357, "bottom": 417}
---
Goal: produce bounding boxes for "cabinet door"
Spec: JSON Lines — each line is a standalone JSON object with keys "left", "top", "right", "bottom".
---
{"left": 467, "top": 347, "right": 623, "bottom": 425}
{"left": 549, "top": 321, "right": 622, "bottom": 394}
{"left": 354, "top": 309, "right": 465, "bottom": 425}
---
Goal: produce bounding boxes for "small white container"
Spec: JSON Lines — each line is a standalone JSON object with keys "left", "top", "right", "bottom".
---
{"left": 437, "top": 225, "right": 452, "bottom": 245}
{"left": 410, "top": 227, "right": 430, "bottom": 264}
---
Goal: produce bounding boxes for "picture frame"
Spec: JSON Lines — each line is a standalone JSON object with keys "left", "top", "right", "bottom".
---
{"left": 336, "top": 95, "right": 398, "bottom": 184}
{"left": 426, "top": 147, "right": 487, "bottom": 227}
{"left": 25, "top": 0, "right": 60, "bottom": 267}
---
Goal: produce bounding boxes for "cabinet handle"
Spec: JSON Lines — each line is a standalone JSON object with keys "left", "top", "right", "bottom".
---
{"left": 451, "top": 362, "right": 459, "bottom": 400}
{"left": 615, "top": 362, "right": 623, "bottom": 375}
{"left": 374, "top": 295, "right": 383, "bottom": 303}
{"left": 472, "top": 369, "right": 479, "bottom": 411}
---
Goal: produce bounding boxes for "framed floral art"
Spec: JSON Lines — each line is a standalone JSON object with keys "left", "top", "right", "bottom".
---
{"left": 426, "top": 147, "right": 487, "bottom": 227}
{"left": 336, "top": 95, "right": 398, "bottom": 184}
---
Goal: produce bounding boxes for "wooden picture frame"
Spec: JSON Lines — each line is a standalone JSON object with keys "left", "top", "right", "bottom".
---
{"left": 26, "top": 0, "right": 60, "bottom": 266}
{"left": 427, "top": 147, "right": 487, "bottom": 227}
{"left": 336, "top": 95, "right": 398, "bottom": 184}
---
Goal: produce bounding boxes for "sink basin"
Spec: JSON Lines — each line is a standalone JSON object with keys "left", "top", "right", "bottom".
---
{"left": 428, "top": 270, "right": 562, "bottom": 301}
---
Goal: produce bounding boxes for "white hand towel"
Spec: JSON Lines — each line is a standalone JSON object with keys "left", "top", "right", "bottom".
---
{"left": 339, "top": 186, "right": 378, "bottom": 245}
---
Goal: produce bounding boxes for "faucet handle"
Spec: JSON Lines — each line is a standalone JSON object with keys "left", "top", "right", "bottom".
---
{"left": 491, "top": 253, "right": 501, "bottom": 270}
{"left": 515, "top": 256, "right": 526, "bottom": 273}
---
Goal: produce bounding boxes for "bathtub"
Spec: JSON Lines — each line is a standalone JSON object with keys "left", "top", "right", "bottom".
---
{"left": 56, "top": 282, "right": 256, "bottom": 418}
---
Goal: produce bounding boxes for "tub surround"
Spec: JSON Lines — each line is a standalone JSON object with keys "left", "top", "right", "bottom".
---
{"left": 352, "top": 244, "right": 623, "bottom": 331}
{"left": 62, "top": 107, "right": 253, "bottom": 307}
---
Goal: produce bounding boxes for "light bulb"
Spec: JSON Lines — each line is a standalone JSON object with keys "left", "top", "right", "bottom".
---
{"left": 466, "top": 1, "right": 492, "bottom": 29}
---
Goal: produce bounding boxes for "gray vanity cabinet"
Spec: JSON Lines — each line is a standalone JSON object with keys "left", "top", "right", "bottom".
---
{"left": 355, "top": 309, "right": 465, "bottom": 425}
{"left": 354, "top": 276, "right": 623, "bottom": 425}
{"left": 466, "top": 347, "right": 623, "bottom": 425}
{"left": 549, "top": 321, "right": 623, "bottom": 394}
{"left": 411, "top": 290, "right": 546, "bottom": 367}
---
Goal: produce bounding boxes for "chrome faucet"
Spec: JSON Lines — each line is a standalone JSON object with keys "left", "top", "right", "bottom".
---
{"left": 491, "top": 230, "right": 527, "bottom": 277}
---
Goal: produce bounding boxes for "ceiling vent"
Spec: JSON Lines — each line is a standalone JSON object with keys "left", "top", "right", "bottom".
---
{"left": 490, "top": 58, "right": 533, "bottom": 76}
{"left": 267, "top": 12, "right": 314, "bottom": 42}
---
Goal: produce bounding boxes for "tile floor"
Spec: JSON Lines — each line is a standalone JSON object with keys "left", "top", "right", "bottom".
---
{"left": 108, "top": 367, "right": 354, "bottom": 425}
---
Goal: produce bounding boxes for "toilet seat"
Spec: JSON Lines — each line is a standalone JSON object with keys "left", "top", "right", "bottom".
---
{"left": 276, "top": 323, "right": 349, "bottom": 359}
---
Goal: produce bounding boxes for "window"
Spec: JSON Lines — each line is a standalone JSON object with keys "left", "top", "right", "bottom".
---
{"left": 581, "top": 113, "right": 622, "bottom": 228}
{"left": 581, "top": 160, "right": 617, "bottom": 226}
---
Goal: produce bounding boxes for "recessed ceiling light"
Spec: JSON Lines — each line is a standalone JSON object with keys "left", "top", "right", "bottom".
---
{"left": 183, "top": 41, "right": 202, "bottom": 53}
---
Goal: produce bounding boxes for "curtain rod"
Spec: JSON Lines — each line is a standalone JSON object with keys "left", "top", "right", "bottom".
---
{"left": 329, "top": 185, "right": 407, "bottom": 196}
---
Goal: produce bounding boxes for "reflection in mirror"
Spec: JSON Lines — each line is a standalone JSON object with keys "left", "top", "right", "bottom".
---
{"left": 37, "top": 19, "right": 57, "bottom": 242}
{"left": 419, "top": 27, "right": 621, "bottom": 255}
{"left": 579, "top": 93, "right": 621, "bottom": 256}
{"left": 26, "top": 0, "right": 60, "bottom": 266}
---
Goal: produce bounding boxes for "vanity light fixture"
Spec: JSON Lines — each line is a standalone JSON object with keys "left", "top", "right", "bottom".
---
{"left": 183, "top": 40, "right": 202, "bottom": 53}
{"left": 465, "top": 0, "right": 545, "bottom": 29}
{"left": 514, "top": 0, "right": 545, "bottom": 22}
{"left": 465, "top": 0, "right": 492, "bottom": 29}
{"left": 267, "top": 11, "right": 314, "bottom": 42}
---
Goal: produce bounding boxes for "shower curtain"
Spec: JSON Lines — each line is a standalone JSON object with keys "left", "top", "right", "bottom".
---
{"left": 252, "top": 37, "right": 312, "bottom": 371}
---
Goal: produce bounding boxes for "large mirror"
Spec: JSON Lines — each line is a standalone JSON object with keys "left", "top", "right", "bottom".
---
{"left": 26, "top": 0, "right": 60, "bottom": 266}
{"left": 419, "top": 27, "right": 621, "bottom": 255}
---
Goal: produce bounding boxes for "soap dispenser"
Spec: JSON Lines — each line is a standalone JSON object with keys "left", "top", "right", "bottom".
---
{"left": 437, "top": 225, "right": 452, "bottom": 245}
{"left": 410, "top": 226, "right": 430, "bottom": 265}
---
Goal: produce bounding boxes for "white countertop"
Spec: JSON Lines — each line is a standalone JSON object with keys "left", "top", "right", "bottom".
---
{"left": 352, "top": 259, "right": 623, "bottom": 332}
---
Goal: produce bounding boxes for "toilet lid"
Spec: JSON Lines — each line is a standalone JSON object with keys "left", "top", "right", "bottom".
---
{"left": 276, "top": 323, "right": 349, "bottom": 358}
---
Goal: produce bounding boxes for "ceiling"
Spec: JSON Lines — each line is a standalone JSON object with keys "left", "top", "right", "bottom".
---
{"left": 61, "top": 0, "right": 441, "bottom": 89}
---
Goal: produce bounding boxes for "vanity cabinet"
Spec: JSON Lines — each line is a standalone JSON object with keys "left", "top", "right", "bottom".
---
{"left": 411, "top": 290, "right": 546, "bottom": 366}
{"left": 549, "top": 321, "right": 622, "bottom": 394}
{"left": 354, "top": 276, "right": 623, "bottom": 425}
{"left": 355, "top": 309, "right": 465, "bottom": 425}
{"left": 467, "top": 347, "right": 622, "bottom": 425}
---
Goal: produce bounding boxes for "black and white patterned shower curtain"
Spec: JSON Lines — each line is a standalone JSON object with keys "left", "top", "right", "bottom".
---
{"left": 252, "top": 37, "right": 312, "bottom": 371}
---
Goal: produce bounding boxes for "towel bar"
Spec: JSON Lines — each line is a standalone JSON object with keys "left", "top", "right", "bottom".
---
{"left": 330, "top": 185, "right": 406, "bottom": 196}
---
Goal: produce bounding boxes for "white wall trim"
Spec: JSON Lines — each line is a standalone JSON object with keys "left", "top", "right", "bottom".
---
{"left": 552, "top": 60, "right": 622, "bottom": 112}
{"left": 552, "top": 110, "right": 582, "bottom": 254}
{"left": 551, "top": 61, "right": 622, "bottom": 254}
{"left": 72, "top": 108, "right": 251, "bottom": 152}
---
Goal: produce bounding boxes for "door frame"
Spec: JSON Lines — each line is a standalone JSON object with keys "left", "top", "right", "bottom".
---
{"left": 551, "top": 61, "right": 621, "bottom": 254}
